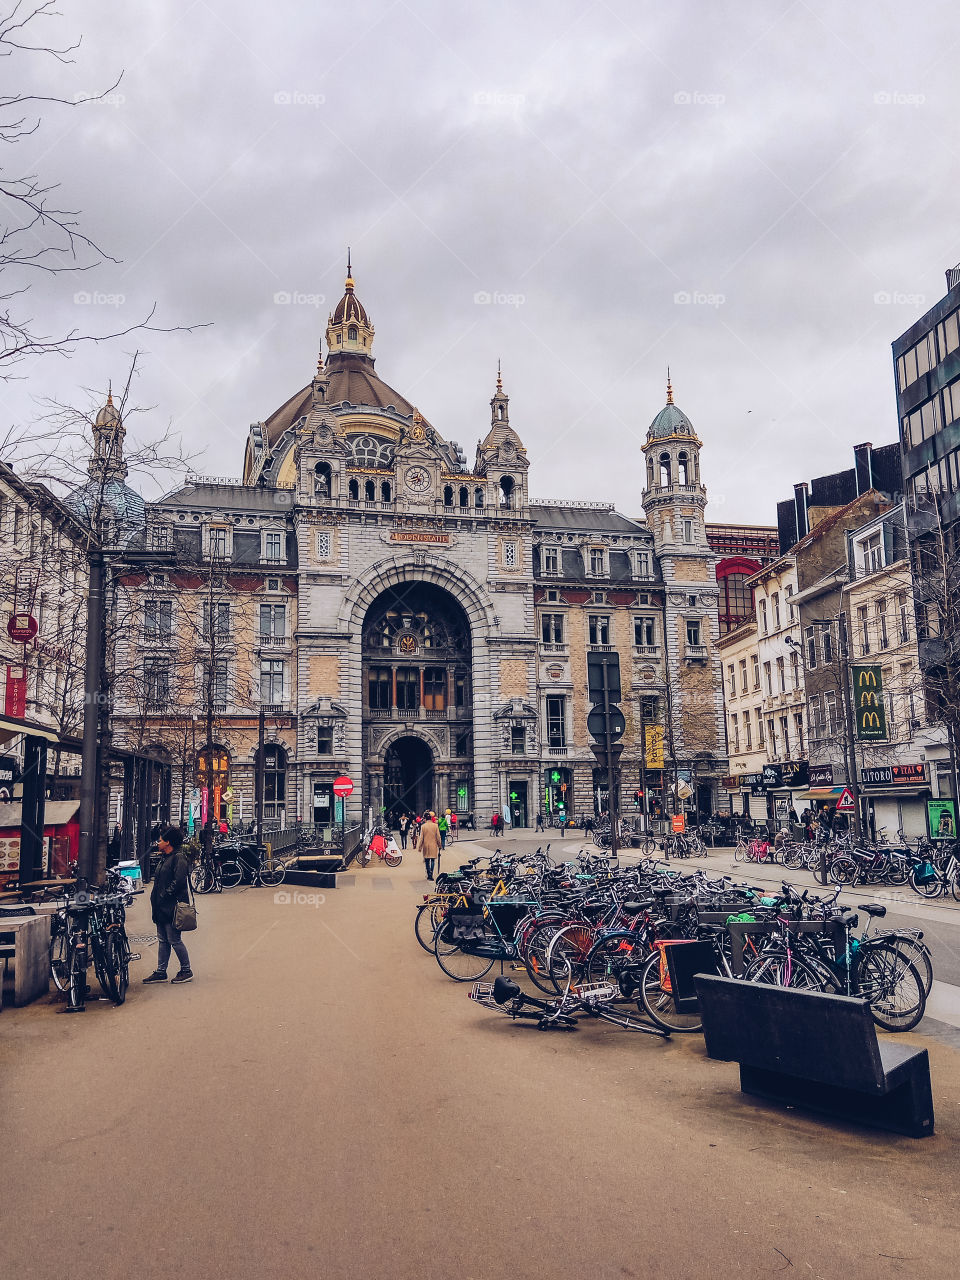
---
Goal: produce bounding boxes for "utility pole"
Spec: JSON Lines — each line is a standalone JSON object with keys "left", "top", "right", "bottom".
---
{"left": 78, "top": 547, "right": 105, "bottom": 882}
{"left": 256, "top": 706, "right": 265, "bottom": 852}
{"left": 202, "top": 556, "right": 217, "bottom": 859}
{"left": 837, "top": 613, "right": 863, "bottom": 844}
{"left": 638, "top": 696, "right": 649, "bottom": 834}
{"left": 600, "top": 656, "right": 619, "bottom": 859}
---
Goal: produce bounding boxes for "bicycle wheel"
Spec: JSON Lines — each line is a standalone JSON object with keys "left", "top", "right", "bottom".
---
{"left": 886, "top": 937, "right": 934, "bottom": 997}
{"left": 883, "top": 856, "right": 909, "bottom": 886}
{"left": 219, "top": 861, "right": 243, "bottom": 888}
{"left": 190, "top": 862, "right": 214, "bottom": 893}
{"left": 782, "top": 845, "right": 804, "bottom": 870}
{"left": 546, "top": 925, "right": 596, "bottom": 993}
{"left": 414, "top": 902, "right": 442, "bottom": 953}
{"left": 356, "top": 847, "right": 372, "bottom": 868}
{"left": 857, "top": 945, "right": 926, "bottom": 1032}
{"left": 585, "top": 932, "right": 647, "bottom": 989}
{"left": 384, "top": 853, "right": 403, "bottom": 868}
{"left": 258, "top": 859, "right": 285, "bottom": 887}
{"left": 829, "top": 856, "right": 859, "bottom": 886}
{"left": 111, "top": 928, "right": 130, "bottom": 1004}
{"left": 94, "top": 933, "right": 121, "bottom": 1003}
{"left": 50, "top": 927, "right": 69, "bottom": 992}
{"left": 637, "top": 950, "right": 702, "bottom": 1033}
{"left": 67, "top": 936, "right": 86, "bottom": 1010}
{"left": 733, "top": 842, "right": 746, "bottom": 863}
{"left": 744, "top": 952, "right": 835, "bottom": 993}
{"left": 523, "top": 920, "right": 569, "bottom": 993}
{"left": 433, "top": 937, "right": 495, "bottom": 982}
{"left": 908, "top": 866, "right": 943, "bottom": 898}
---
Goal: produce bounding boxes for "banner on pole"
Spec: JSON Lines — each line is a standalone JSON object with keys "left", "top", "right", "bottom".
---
{"left": 851, "top": 665, "right": 887, "bottom": 740}
{"left": 645, "top": 725, "right": 664, "bottom": 769}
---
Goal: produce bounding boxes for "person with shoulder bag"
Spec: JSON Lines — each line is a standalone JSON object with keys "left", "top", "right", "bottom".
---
{"left": 144, "top": 825, "right": 195, "bottom": 985}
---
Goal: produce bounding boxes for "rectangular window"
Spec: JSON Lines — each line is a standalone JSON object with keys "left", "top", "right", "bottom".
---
{"left": 144, "top": 657, "right": 170, "bottom": 709}
{"left": 825, "top": 690, "right": 838, "bottom": 735}
{"left": 454, "top": 672, "right": 470, "bottom": 709}
{"left": 686, "top": 618, "right": 701, "bottom": 647}
{"left": 368, "top": 667, "right": 391, "bottom": 710}
{"left": 423, "top": 667, "right": 446, "bottom": 711}
{"left": 727, "top": 663, "right": 736, "bottom": 697}
{"left": 877, "top": 598, "right": 888, "bottom": 649}
{"left": 203, "top": 659, "right": 229, "bottom": 706}
{"left": 511, "top": 726, "right": 526, "bottom": 755}
{"left": 259, "top": 604, "right": 286, "bottom": 639}
{"left": 767, "top": 719, "right": 776, "bottom": 754}
{"left": 264, "top": 531, "right": 283, "bottom": 561}
{"left": 805, "top": 625, "right": 817, "bottom": 670}
{"left": 794, "top": 712, "right": 804, "bottom": 752}
{"left": 743, "top": 711, "right": 752, "bottom": 750}
{"left": 776, "top": 656, "right": 785, "bottom": 692}
{"left": 151, "top": 525, "right": 172, "bottom": 552}
{"left": 752, "top": 654, "right": 761, "bottom": 689}
{"left": 503, "top": 541, "right": 517, "bottom": 568}
{"left": 857, "top": 605, "right": 870, "bottom": 655}
{"left": 144, "top": 598, "right": 172, "bottom": 640}
{"left": 543, "top": 546, "right": 558, "bottom": 574}
{"left": 546, "top": 696, "right": 566, "bottom": 748}
{"left": 897, "top": 592, "right": 909, "bottom": 644}
{"left": 588, "top": 615, "right": 610, "bottom": 645}
{"left": 763, "top": 661, "right": 772, "bottom": 695}
{"left": 589, "top": 548, "right": 605, "bottom": 575}
{"left": 757, "top": 710, "right": 765, "bottom": 747}
{"left": 634, "top": 616, "right": 656, "bottom": 647}
{"left": 808, "top": 694, "right": 822, "bottom": 739}
{"left": 772, "top": 593, "right": 780, "bottom": 629}
{"left": 759, "top": 598, "right": 768, "bottom": 634}
{"left": 637, "top": 550, "right": 651, "bottom": 577}
{"left": 860, "top": 532, "right": 883, "bottom": 574}
{"left": 739, "top": 659, "right": 748, "bottom": 693}
{"left": 202, "top": 601, "right": 230, "bottom": 640}
{"left": 541, "top": 613, "right": 565, "bottom": 644}
{"left": 785, "top": 584, "right": 794, "bottom": 620}
{"left": 731, "top": 715, "right": 740, "bottom": 753}
{"left": 396, "top": 667, "right": 419, "bottom": 710}
{"left": 821, "top": 624, "right": 833, "bottom": 665}
{"left": 937, "top": 310, "right": 960, "bottom": 360}
{"left": 316, "top": 531, "right": 332, "bottom": 558}
{"left": 455, "top": 730, "right": 472, "bottom": 758}
{"left": 780, "top": 715, "right": 790, "bottom": 755}
{"left": 790, "top": 651, "right": 800, "bottom": 690}
{"left": 208, "top": 526, "right": 228, "bottom": 559}
{"left": 260, "top": 659, "right": 284, "bottom": 704}
{"left": 317, "top": 726, "right": 333, "bottom": 755}
{"left": 682, "top": 519, "right": 693, "bottom": 544}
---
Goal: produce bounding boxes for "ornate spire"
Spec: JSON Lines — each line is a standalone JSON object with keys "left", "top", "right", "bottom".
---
{"left": 345, "top": 247, "right": 354, "bottom": 292}
{"left": 666, "top": 367, "right": 673, "bottom": 405}
{"left": 496, "top": 359, "right": 503, "bottom": 393}
{"left": 90, "top": 385, "right": 128, "bottom": 482}
{"left": 326, "top": 251, "right": 374, "bottom": 356}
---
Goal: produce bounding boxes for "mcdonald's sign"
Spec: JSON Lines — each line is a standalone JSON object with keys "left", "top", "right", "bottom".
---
{"left": 851, "top": 664, "right": 887, "bottom": 740}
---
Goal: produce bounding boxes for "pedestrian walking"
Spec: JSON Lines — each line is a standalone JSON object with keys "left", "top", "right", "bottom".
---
{"left": 143, "top": 826, "right": 193, "bottom": 985}
{"left": 398, "top": 813, "right": 410, "bottom": 849}
{"left": 449, "top": 810, "right": 458, "bottom": 841}
{"left": 535, "top": 811, "right": 544, "bottom": 832}
{"left": 438, "top": 810, "right": 449, "bottom": 850}
{"left": 490, "top": 811, "right": 499, "bottom": 835}
{"left": 419, "top": 812, "right": 441, "bottom": 881}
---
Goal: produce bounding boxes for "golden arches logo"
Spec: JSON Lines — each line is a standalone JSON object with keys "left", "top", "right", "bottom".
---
{"left": 859, "top": 691, "right": 880, "bottom": 708}
{"left": 861, "top": 712, "right": 881, "bottom": 730}
{"left": 857, "top": 669, "right": 878, "bottom": 687}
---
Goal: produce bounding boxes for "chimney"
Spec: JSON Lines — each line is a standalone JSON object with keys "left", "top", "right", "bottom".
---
{"left": 794, "top": 482, "right": 809, "bottom": 539}
{"left": 854, "top": 442, "right": 873, "bottom": 495}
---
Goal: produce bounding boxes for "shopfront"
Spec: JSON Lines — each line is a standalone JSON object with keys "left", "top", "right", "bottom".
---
{"left": 859, "top": 763, "right": 930, "bottom": 842}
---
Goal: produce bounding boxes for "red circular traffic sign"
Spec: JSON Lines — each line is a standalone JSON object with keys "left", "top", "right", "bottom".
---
{"left": 332, "top": 775, "right": 354, "bottom": 798}
{"left": 7, "top": 613, "right": 38, "bottom": 642}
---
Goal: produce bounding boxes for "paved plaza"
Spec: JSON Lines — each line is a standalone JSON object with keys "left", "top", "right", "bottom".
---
{"left": 2, "top": 837, "right": 959, "bottom": 1280}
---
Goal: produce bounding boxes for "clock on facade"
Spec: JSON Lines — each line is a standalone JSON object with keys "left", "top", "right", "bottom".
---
{"left": 405, "top": 467, "right": 430, "bottom": 493}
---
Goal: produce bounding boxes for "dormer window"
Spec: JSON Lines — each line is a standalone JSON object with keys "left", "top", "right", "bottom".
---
{"left": 347, "top": 325, "right": 358, "bottom": 342}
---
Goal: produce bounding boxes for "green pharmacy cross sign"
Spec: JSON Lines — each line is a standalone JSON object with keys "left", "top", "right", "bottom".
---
{"left": 457, "top": 787, "right": 468, "bottom": 799}
{"left": 852, "top": 665, "right": 887, "bottom": 740}
{"left": 510, "top": 791, "right": 519, "bottom": 802}
{"left": 551, "top": 770, "right": 561, "bottom": 783}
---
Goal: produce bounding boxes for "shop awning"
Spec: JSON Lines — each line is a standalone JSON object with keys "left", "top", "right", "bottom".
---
{"left": 0, "top": 715, "right": 61, "bottom": 745}
{"left": 798, "top": 786, "right": 848, "bottom": 802}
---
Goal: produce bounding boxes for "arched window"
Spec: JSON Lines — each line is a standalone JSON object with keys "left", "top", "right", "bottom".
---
{"left": 381, "top": 480, "right": 392, "bottom": 502}
{"left": 348, "top": 478, "right": 360, "bottom": 501}
{"left": 314, "top": 461, "right": 332, "bottom": 497}
{"left": 443, "top": 485, "right": 454, "bottom": 507}
{"left": 498, "top": 403, "right": 506, "bottom": 420}
{"left": 365, "top": 479, "right": 376, "bottom": 501}
{"left": 659, "top": 453, "right": 671, "bottom": 487}
{"left": 347, "top": 325, "right": 358, "bottom": 342}
{"left": 260, "top": 745, "right": 287, "bottom": 821}
{"left": 677, "top": 452, "right": 688, "bottom": 486}
{"left": 474, "top": 487, "right": 484, "bottom": 510}
{"left": 459, "top": 486, "right": 469, "bottom": 508}
{"left": 499, "top": 475, "right": 515, "bottom": 508}
{"left": 646, "top": 457, "right": 654, "bottom": 490}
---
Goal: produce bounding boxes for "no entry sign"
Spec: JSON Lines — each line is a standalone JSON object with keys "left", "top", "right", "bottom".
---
{"left": 333, "top": 775, "right": 354, "bottom": 798}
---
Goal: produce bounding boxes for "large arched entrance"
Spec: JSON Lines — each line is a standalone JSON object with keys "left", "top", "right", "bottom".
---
{"left": 383, "top": 737, "right": 434, "bottom": 817}
{"left": 362, "top": 582, "right": 473, "bottom": 818}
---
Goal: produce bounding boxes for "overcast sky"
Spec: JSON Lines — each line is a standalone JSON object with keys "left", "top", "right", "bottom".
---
{"left": 3, "top": 0, "right": 958, "bottom": 522}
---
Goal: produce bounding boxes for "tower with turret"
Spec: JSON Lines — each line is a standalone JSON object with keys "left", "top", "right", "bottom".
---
{"left": 641, "top": 375, "right": 726, "bottom": 805}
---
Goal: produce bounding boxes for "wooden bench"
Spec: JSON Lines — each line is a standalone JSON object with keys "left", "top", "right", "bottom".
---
{"left": 694, "top": 974, "right": 934, "bottom": 1138}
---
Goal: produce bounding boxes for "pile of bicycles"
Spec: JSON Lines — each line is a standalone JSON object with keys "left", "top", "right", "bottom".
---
{"left": 49, "top": 866, "right": 139, "bottom": 1012}
{"left": 415, "top": 848, "right": 932, "bottom": 1037}
{"left": 189, "top": 837, "right": 287, "bottom": 893}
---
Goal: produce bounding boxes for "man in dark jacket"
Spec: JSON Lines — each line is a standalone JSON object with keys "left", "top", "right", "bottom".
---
{"left": 143, "top": 826, "right": 193, "bottom": 984}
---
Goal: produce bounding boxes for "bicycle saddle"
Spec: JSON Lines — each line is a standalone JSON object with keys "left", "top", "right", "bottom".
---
{"left": 493, "top": 976, "right": 521, "bottom": 1005}
{"left": 857, "top": 903, "right": 887, "bottom": 918}
{"left": 622, "top": 901, "right": 651, "bottom": 914}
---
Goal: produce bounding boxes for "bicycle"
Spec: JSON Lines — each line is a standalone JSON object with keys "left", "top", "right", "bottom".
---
{"left": 469, "top": 973, "right": 669, "bottom": 1038}
{"left": 218, "top": 847, "right": 286, "bottom": 888}
{"left": 356, "top": 828, "right": 403, "bottom": 869}
{"left": 59, "top": 878, "right": 138, "bottom": 1011}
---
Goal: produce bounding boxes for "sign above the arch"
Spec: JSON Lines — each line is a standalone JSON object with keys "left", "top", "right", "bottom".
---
{"left": 390, "top": 531, "right": 451, "bottom": 545}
